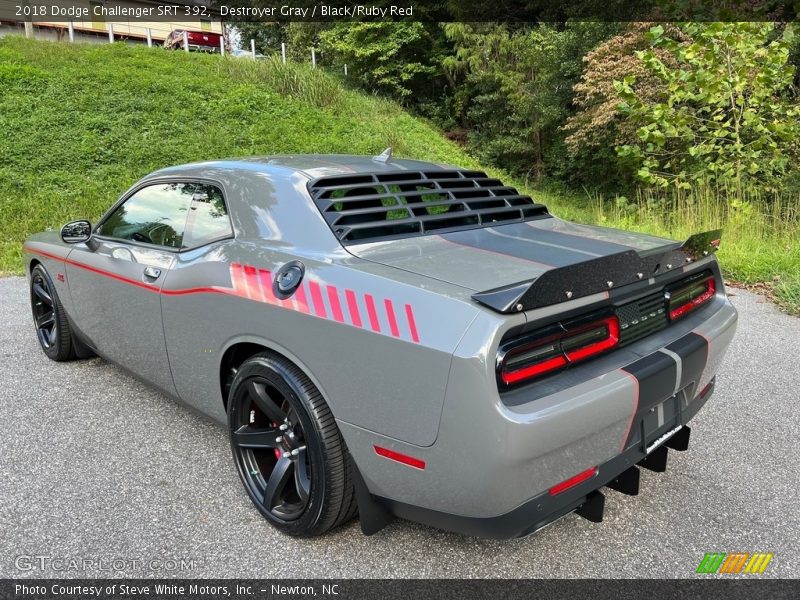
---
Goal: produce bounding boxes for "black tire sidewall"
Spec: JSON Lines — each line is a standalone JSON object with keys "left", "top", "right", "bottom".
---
{"left": 227, "top": 355, "right": 328, "bottom": 536}
{"left": 30, "top": 264, "right": 73, "bottom": 361}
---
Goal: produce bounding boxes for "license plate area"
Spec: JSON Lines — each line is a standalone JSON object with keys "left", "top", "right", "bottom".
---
{"left": 639, "top": 386, "right": 690, "bottom": 454}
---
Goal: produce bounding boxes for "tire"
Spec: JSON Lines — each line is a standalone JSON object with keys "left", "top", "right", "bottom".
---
{"left": 29, "top": 264, "right": 76, "bottom": 362}
{"left": 227, "top": 353, "right": 357, "bottom": 536}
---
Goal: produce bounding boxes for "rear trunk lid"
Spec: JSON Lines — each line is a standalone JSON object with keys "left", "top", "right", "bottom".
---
{"left": 348, "top": 218, "right": 674, "bottom": 293}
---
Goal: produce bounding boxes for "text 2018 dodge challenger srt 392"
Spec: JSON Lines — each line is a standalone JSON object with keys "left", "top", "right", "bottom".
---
{"left": 23, "top": 153, "right": 737, "bottom": 538}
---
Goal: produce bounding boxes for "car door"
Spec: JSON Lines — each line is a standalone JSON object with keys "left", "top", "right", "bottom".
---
{"left": 66, "top": 181, "right": 196, "bottom": 396}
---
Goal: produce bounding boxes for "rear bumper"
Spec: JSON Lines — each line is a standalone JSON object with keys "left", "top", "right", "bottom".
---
{"left": 378, "top": 379, "right": 714, "bottom": 539}
{"left": 342, "top": 296, "right": 737, "bottom": 537}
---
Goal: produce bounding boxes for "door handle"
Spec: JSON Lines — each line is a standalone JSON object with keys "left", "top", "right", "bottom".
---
{"left": 143, "top": 266, "right": 162, "bottom": 279}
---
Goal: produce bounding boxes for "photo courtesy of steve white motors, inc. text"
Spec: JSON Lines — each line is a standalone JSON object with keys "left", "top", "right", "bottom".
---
{"left": 14, "top": 583, "right": 341, "bottom": 597}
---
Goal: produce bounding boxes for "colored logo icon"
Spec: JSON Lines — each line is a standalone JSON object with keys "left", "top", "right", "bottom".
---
{"left": 696, "top": 552, "right": 773, "bottom": 574}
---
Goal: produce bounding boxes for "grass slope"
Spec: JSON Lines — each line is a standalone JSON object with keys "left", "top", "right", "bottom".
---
{"left": 0, "top": 37, "right": 489, "bottom": 273}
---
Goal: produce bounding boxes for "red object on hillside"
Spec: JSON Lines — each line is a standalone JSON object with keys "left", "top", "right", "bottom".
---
{"left": 164, "top": 29, "right": 223, "bottom": 53}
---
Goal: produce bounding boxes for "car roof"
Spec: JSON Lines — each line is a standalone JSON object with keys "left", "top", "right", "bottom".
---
{"left": 149, "top": 154, "right": 464, "bottom": 181}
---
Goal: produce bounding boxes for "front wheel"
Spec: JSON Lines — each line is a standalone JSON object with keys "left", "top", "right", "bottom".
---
{"left": 29, "top": 264, "right": 76, "bottom": 361}
{"left": 227, "top": 353, "right": 357, "bottom": 536}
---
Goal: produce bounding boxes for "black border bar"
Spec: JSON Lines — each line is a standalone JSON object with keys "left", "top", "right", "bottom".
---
{"left": 1, "top": 0, "right": 797, "bottom": 22}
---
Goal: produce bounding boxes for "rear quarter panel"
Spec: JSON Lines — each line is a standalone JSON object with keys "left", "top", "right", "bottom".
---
{"left": 156, "top": 166, "right": 481, "bottom": 446}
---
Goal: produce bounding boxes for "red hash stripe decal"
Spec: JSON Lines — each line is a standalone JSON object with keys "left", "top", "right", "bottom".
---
{"left": 230, "top": 263, "right": 247, "bottom": 296}
{"left": 405, "top": 304, "right": 420, "bottom": 343}
{"left": 258, "top": 269, "right": 276, "bottom": 304}
{"left": 384, "top": 299, "right": 400, "bottom": 338}
{"left": 327, "top": 285, "right": 345, "bottom": 323}
{"left": 243, "top": 265, "right": 259, "bottom": 300}
{"left": 293, "top": 282, "right": 310, "bottom": 314}
{"left": 308, "top": 280, "right": 327, "bottom": 318}
{"left": 24, "top": 247, "right": 421, "bottom": 343}
{"left": 364, "top": 294, "right": 381, "bottom": 332}
{"left": 345, "top": 289, "right": 362, "bottom": 328}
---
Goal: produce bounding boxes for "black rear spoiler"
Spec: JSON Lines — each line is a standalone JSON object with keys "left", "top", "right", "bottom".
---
{"left": 471, "top": 229, "right": 722, "bottom": 313}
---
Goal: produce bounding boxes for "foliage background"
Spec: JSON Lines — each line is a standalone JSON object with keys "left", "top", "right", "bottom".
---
{"left": 1, "top": 22, "right": 799, "bottom": 313}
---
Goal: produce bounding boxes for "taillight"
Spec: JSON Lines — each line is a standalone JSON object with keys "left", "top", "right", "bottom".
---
{"left": 667, "top": 275, "right": 716, "bottom": 321}
{"left": 500, "top": 315, "right": 620, "bottom": 386}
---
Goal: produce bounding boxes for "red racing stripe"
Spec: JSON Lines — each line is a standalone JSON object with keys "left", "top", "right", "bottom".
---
{"left": 364, "top": 294, "right": 381, "bottom": 332}
{"left": 405, "top": 304, "right": 420, "bottom": 343}
{"left": 308, "top": 280, "right": 327, "bottom": 318}
{"left": 28, "top": 246, "right": 159, "bottom": 294}
{"left": 384, "top": 299, "right": 400, "bottom": 338}
{"left": 326, "top": 285, "right": 345, "bottom": 323}
{"left": 345, "top": 289, "right": 362, "bottom": 328}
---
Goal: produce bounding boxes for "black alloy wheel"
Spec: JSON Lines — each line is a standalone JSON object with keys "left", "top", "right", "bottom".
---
{"left": 227, "top": 353, "right": 357, "bottom": 536}
{"left": 29, "top": 264, "right": 76, "bottom": 361}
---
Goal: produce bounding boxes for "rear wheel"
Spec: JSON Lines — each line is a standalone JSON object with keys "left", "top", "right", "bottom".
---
{"left": 30, "top": 264, "right": 76, "bottom": 362}
{"left": 227, "top": 353, "right": 357, "bottom": 536}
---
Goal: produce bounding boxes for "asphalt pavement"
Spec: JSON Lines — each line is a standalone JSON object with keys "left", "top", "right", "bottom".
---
{"left": 1, "top": 276, "right": 798, "bottom": 578}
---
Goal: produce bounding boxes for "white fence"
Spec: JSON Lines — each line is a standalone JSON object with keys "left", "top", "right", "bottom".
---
{"left": 0, "top": 21, "right": 349, "bottom": 75}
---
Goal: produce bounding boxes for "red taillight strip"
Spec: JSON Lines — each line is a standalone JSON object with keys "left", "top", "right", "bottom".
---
{"left": 669, "top": 277, "right": 716, "bottom": 320}
{"left": 374, "top": 445, "right": 426, "bottom": 470}
{"left": 548, "top": 466, "right": 598, "bottom": 496}
{"left": 501, "top": 315, "right": 620, "bottom": 386}
{"left": 564, "top": 316, "right": 620, "bottom": 362}
{"left": 502, "top": 354, "right": 567, "bottom": 385}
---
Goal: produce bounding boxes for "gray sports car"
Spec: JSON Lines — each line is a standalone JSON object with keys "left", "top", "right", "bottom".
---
{"left": 23, "top": 153, "right": 737, "bottom": 538}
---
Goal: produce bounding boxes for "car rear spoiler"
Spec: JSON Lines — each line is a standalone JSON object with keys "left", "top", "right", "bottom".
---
{"left": 471, "top": 229, "right": 722, "bottom": 313}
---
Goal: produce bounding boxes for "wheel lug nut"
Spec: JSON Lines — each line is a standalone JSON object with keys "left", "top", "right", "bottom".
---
{"left": 279, "top": 423, "right": 289, "bottom": 431}
{"left": 282, "top": 451, "right": 291, "bottom": 458}
{"left": 275, "top": 437, "right": 283, "bottom": 443}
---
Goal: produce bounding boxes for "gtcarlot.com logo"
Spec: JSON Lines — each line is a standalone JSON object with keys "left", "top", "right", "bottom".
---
{"left": 15, "top": 555, "right": 196, "bottom": 573}
{"left": 696, "top": 552, "right": 774, "bottom": 574}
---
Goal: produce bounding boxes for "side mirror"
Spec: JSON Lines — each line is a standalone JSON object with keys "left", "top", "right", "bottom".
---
{"left": 61, "top": 220, "right": 92, "bottom": 244}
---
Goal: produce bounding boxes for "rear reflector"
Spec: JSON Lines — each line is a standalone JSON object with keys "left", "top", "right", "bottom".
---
{"left": 668, "top": 275, "right": 716, "bottom": 321}
{"left": 374, "top": 445, "right": 426, "bottom": 470}
{"left": 500, "top": 315, "right": 620, "bottom": 386}
{"left": 548, "top": 466, "right": 598, "bottom": 496}
{"left": 698, "top": 380, "right": 714, "bottom": 399}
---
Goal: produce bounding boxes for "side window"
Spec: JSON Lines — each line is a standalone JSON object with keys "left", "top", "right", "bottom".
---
{"left": 183, "top": 184, "right": 233, "bottom": 248}
{"left": 98, "top": 183, "right": 194, "bottom": 249}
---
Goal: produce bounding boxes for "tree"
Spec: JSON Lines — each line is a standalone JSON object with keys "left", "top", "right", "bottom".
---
{"left": 563, "top": 23, "right": 684, "bottom": 189}
{"left": 442, "top": 22, "right": 618, "bottom": 179}
{"left": 319, "top": 23, "right": 444, "bottom": 102}
{"left": 615, "top": 22, "right": 799, "bottom": 190}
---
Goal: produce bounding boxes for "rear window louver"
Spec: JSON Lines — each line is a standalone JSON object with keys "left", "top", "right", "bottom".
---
{"left": 307, "top": 170, "right": 549, "bottom": 244}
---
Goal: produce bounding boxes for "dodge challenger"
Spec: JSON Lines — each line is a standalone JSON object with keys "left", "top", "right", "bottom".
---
{"left": 23, "top": 153, "right": 737, "bottom": 538}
